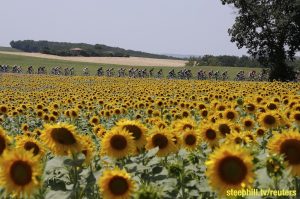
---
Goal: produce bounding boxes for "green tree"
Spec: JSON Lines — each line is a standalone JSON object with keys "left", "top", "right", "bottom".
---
{"left": 221, "top": 0, "right": 300, "bottom": 81}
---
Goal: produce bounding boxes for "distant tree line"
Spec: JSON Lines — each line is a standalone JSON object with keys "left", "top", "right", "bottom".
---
{"left": 10, "top": 40, "right": 179, "bottom": 59}
{"left": 185, "top": 55, "right": 261, "bottom": 67}
{"left": 186, "top": 55, "right": 300, "bottom": 68}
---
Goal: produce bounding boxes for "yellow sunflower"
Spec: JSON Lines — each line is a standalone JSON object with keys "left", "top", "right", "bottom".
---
{"left": 70, "top": 109, "right": 79, "bottom": 118}
{"left": 155, "top": 120, "right": 168, "bottom": 129}
{"left": 41, "top": 123, "right": 82, "bottom": 156}
{"left": 181, "top": 129, "right": 201, "bottom": 151}
{"left": 266, "top": 102, "right": 278, "bottom": 111}
{"left": 93, "top": 124, "right": 107, "bottom": 138}
{"left": 216, "top": 103, "right": 227, "bottom": 112}
{"left": 215, "top": 119, "right": 233, "bottom": 137}
{"left": 0, "top": 127, "right": 11, "bottom": 156}
{"left": 258, "top": 111, "right": 280, "bottom": 129}
{"left": 223, "top": 109, "right": 239, "bottom": 121}
{"left": 268, "top": 129, "right": 300, "bottom": 176}
{"left": 232, "top": 124, "right": 242, "bottom": 133}
{"left": 21, "top": 123, "right": 29, "bottom": 132}
{"left": 116, "top": 119, "right": 147, "bottom": 149}
{"left": 15, "top": 136, "right": 46, "bottom": 158}
{"left": 206, "top": 144, "right": 255, "bottom": 195}
{"left": 243, "top": 131, "right": 257, "bottom": 145}
{"left": 0, "top": 104, "right": 9, "bottom": 114}
{"left": 80, "top": 135, "right": 96, "bottom": 165}
{"left": 199, "top": 123, "right": 220, "bottom": 147}
{"left": 145, "top": 128, "right": 176, "bottom": 157}
{"left": 255, "top": 127, "right": 267, "bottom": 137}
{"left": 89, "top": 115, "right": 100, "bottom": 126}
{"left": 244, "top": 102, "right": 256, "bottom": 114}
{"left": 290, "top": 111, "right": 300, "bottom": 126}
{"left": 242, "top": 117, "right": 256, "bottom": 130}
{"left": 172, "top": 117, "right": 197, "bottom": 132}
{"left": 100, "top": 128, "right": 135, "bottom": 159}
{"left": 225, "top": 131, "right": 249, "bottom": 145}
{"left": 33, "top": 128, "right": 42, "bottom": 136}
{"left": 200, "top": 109, "right": 209, "bottom": 118}
{"left": 98, "top": 168, "right": 135, "bottom": 199}
{"left": 0, "top": 149, "right": 43, "bottom": 198}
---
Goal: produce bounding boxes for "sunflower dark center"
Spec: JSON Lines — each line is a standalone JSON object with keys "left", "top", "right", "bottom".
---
{"left": 247, "top": 104, "right": 255, "bottom": 111}
{"left": 263, "top": 115, "right": 276, "bottom": 125}
{"left": 267, "top": 103, "right": 277, "bottom": 110}
{"left": 10, "top": 160, "right": 32, "bottom": 186}
{"left": 109, "top": 176, "right": 129, "bottom": 196}
{"left": 257, "top": 129, "right": 265, "bottom": 136}
{"left": 152, "top": 134, "right": 168, "bottom": 149}
{"left": 182, "top": 112, "right": 189, "bottom": 117}
{"left": 234, "top": 137, "right": 243, "bottom": 144}
{"left": 92, "top": 118, "right": 98, "bottom": 123}
{"left": 219, "top": 124, "right": 231, "bottom": 136}
{"left": 218, "top": 156, "right": 247, "bottom": 185}
{"left": 226, "top": 112, "right": 235, "bottom": 119}
{"left": 24, "top": 141, "right": 40, "bottom": 156}
{"left": 218, "top": 106, "right": 225, "bottom": 111}
{"left": 0, "top": 135, "right": 6, "bottom": 155}
{"left": 206, "top": 129, "right": 217, "bottom": 140}
{"left": 244, "top": 121, "right": 252, "bottom": 127}
{"left": 211, "top": 117, "right": 216, "bottom": 123}
{"left": 256, "top": 98, "right": 262, "bottom": 103}
{"left": 201, "top": 110, "right": 208, "bottom": 117}
{"left": 199, "top": 104, "right": 205, "bottom": 110}
{"left": 185, "top": 134, "right": 196, "bottom": 145}
{"left": 82, "top": 150, "right": 88, "bottom": 157}
{"left": 294, "top": 113, "right": 300, "bottom": 121}
{"left": 123, "top": 125, "right": 142, "bottom": 140}
{"left": 280, "top": 139, "right": 300, "bottom": 165}
{"left": 1, "top": 107, "right": 7, "bottom": 113}
{"left": 183, "top": 124, "right": 193, "bottom": 130}
{"left": 110, "top": 135, "right": 127, "bottom": 150}
{"left": 51, "top": 128, "right": 76, "bottom": 145}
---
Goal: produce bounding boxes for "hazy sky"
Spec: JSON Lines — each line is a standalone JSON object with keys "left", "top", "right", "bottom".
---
{"left": 0, "top": 0, "right": 248, "bottom": 56}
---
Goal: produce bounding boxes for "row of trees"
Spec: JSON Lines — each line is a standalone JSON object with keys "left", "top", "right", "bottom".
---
{"left": 185, "top": 55, "right": 261, "bottom": 67}
{"left": 10, "top": 40, "right": 179, "bottom": 59}
{"left": 186, "top": 55, "right": 300, "bottom": 69}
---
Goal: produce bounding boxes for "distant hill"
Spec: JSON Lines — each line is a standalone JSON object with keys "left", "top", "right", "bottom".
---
{"left": 10, "top": 40, "right": 181, "bottom": 60}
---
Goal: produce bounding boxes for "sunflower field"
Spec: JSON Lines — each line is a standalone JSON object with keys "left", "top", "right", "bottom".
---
{"left": 0, "top": 74, "right": 300, "bottom": 199}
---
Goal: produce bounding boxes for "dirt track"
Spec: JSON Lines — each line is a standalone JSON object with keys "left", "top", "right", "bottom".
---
{"left": 0, "top": 51, "right": 186, "bottom": 67}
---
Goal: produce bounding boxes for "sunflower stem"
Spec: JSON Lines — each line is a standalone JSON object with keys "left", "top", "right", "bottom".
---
{"left": 180, "top": 172, "right": 186, "bottom": 199}
{"left": 72, "top": 153, "right": 80, "bottom": 199}
{"left": 295, "top": 177, "right": 300, "bottom": 198}
{"left": 274, "top": 176, "right": 279, "bottom": 190}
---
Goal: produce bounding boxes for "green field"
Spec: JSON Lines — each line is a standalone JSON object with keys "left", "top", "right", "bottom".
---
{"left": 0, "top": 52, "right": 262, "bottom": 79}
{"left": 0, "top": 47, "right": 22, "bottom": 52}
